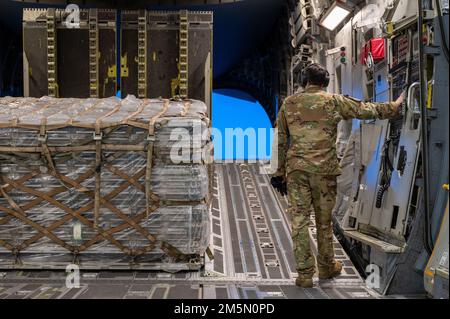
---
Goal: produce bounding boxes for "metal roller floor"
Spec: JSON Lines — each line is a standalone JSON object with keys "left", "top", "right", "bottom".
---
{"left": 0, "top": 163, "right": 386, "bottom": 299}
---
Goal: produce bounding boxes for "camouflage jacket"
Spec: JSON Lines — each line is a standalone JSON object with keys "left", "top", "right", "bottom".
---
{"left": 273, "top": 85, "right": 400, "bottom": 176}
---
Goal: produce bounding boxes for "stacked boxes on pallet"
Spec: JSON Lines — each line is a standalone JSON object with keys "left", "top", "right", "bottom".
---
{"left": 0, "top": 95, "right": 213, "bottom": 270}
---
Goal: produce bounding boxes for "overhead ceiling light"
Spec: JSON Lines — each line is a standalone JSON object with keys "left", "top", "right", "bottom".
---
{"left": 319, "top": 1, "right": 352, "bottom": 31}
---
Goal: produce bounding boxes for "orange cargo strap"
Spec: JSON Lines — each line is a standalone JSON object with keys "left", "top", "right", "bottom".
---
{"left": 143, "top": 99, "right": 188, "bottom": 261}
{"left": 91, "top": 99, "right": 122, "bottom": 228}
{"left": 38, "top": 119, "right": 89, "bottom": 193}
{"left": 181, "top": 100, "right": 191, "bottom": 117}
{"left": 39, "top": 118, "right": 57, "bottom": 172}
{"left": 93, "top": 122, "right": 102, "bottom": 228}
{"left": 145, "top": 99, "right": 169, "bottom": 216}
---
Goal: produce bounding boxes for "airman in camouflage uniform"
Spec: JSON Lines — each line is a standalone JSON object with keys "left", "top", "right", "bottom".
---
{"left": 271, "top": 64, "right": 404, "bottom": 287}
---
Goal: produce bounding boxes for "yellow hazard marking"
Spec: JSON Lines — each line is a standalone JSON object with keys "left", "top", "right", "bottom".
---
{"left": 386, "top": 22, "right": 394, "bottom": 35}
{"left": 120, "top": 54, "right": 129, "bottom": 77}
{"left": 427, "top": 82, "right": 433, "bottom": 109}
{"left": 108, "top": 65, "right": 116, "bottom": 78}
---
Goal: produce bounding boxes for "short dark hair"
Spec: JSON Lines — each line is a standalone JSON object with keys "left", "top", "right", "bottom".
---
{"left": 301, "top": 63, "right": 330, "bottom": 87}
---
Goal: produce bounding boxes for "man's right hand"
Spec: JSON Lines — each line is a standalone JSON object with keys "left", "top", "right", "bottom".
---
{"left": 271, "top": 176, "right": 287, "bottom": 196}
{"left": 393, "top": 92, "right": 406, "bottom": 114}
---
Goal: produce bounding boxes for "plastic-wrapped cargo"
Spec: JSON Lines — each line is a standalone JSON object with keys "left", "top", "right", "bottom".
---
{"left": 0, "top": 95, "right": 213, "bottom": 270}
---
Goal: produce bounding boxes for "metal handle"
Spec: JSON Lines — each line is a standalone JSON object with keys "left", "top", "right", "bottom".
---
{"left": 407, "top": 82, "right": 421, "bottom": 114}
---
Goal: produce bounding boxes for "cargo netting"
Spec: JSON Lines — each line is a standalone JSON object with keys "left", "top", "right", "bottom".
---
{"left": 0, "top": 95, "right": 213, "bottom": 270}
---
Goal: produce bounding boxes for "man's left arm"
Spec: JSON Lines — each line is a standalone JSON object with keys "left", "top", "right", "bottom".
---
{"left": 272, "top": 102, "right": 289, "bottom": 177}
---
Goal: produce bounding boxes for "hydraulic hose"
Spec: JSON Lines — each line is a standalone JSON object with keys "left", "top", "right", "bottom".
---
{"left": 418, "top": 0, "right": 434, "bottom": 256}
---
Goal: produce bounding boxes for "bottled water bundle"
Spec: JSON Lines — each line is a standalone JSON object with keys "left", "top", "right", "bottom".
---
{"left": 0, "top": 95, "right": 213, "bottom": 270}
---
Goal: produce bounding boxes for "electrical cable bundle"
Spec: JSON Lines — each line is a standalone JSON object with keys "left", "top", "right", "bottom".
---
{"left": 375, "top": 132, "right": 400, "bottom": 208}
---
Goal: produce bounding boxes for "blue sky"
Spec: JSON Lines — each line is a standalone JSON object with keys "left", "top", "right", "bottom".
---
{"left": 212, "top": 89, "right": 273, "bottom": 160}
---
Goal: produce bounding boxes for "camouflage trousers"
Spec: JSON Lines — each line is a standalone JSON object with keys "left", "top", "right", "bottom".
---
{"left": 287, "top": 170, "right": 337, "bottom": 277}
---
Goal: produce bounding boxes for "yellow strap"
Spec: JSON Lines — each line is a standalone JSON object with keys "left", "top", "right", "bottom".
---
{"left": 145, "top": 99, "right": 169, "bottom": 216}
{"left": 181, "top": 100, "right": 191, "bottom": 117}
{"left": 39, "top": 118, "right": 61, "bottom": 175}
{"left": 93, "top": 123, "right": 102, "bottom": 228}
{"left": 39, "top": 119, "right": 89, "bottom": 193}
